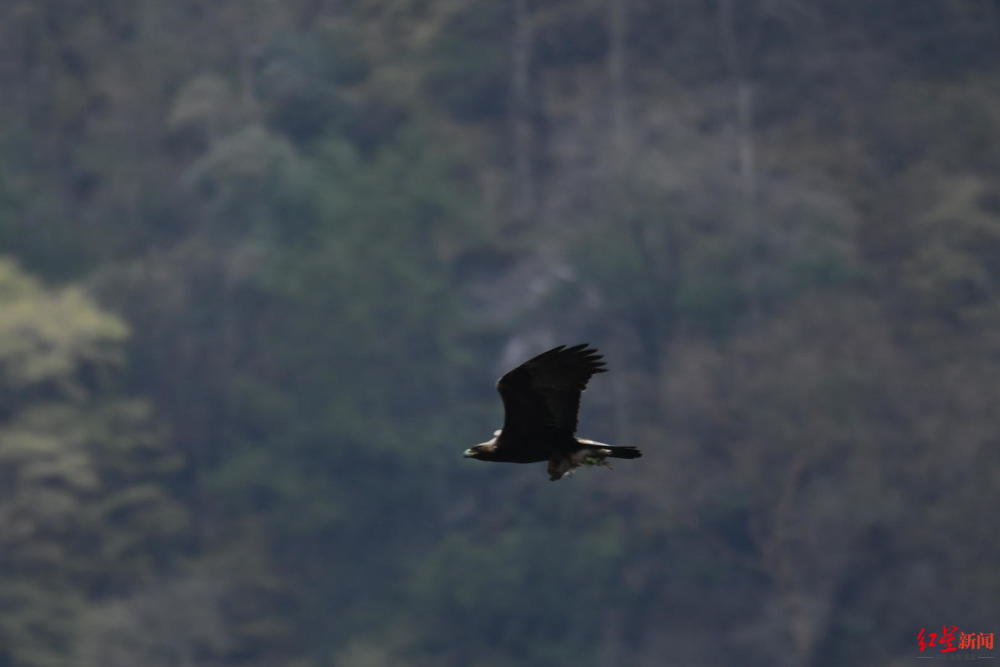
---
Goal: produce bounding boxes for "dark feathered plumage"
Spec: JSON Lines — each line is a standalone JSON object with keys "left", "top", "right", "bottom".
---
{"left": 463, "top": 344, "right": 642, "bottom": 480}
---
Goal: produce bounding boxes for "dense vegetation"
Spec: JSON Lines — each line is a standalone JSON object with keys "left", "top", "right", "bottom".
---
{"left": 1, "top": 1, "right": 999, "bottom": 665}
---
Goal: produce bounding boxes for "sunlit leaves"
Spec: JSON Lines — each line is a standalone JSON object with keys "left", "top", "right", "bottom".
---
{"left": 0, "top": 259, "right": 186, "bottom": 667}
{"left": 0, "top": 259, "right": 127, "bottom": 389}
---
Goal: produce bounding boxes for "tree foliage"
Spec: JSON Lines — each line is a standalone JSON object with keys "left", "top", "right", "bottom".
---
{"left": 0, "top": 260, "right": 186, "bottom": 667}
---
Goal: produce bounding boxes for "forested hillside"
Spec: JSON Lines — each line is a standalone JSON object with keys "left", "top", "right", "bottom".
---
{"left": 1, "top": 1, "right": 999, "bottom": 665}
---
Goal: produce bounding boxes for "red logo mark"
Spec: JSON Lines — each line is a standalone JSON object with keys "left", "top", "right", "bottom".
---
{"left": 918, "top": 627, "right": 995, "bottom": 653}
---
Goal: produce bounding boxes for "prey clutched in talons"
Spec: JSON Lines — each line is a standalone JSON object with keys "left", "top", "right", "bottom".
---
{"left": 547, "top": 446, "right": 618, "bottom": 480}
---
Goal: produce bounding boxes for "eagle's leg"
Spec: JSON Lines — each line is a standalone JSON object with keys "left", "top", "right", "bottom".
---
{"left": 547, "top": 456, "right": 577, "bottom": 481}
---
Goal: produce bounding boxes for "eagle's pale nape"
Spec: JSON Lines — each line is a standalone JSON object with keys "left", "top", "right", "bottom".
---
{"left": 463, "top": 344, "right": 642, "bottom": 481}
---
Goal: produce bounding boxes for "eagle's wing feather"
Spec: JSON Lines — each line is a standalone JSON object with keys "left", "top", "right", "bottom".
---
{"left": 497, "top": 344, "right": 606, "bottom": 438}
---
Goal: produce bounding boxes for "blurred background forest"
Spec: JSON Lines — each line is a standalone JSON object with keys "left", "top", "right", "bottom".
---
{"left": 1, "top": 1, "right": 999, "bottom": 665}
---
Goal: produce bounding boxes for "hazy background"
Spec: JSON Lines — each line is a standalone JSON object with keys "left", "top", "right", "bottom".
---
{"left": 1, "top": 1, "right": 998, "bottom": 665}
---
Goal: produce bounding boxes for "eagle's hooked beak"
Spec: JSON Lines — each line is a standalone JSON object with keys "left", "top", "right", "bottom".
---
{"left": 463, "top": 448, "right": 477, "bottom": 458}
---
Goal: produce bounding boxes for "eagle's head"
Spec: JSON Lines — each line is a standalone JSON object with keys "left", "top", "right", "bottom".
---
{"left": 463, "top": 433, "right": 500, "bottom": 460}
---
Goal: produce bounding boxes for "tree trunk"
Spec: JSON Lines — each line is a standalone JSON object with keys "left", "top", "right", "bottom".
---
{"left": 511, "top": 0, "right": 535, "bottom": 227}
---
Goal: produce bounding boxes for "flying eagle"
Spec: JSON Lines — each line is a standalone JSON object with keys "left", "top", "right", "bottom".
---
{"left": 464, "top": 344, "right": 641, "bottom": 480}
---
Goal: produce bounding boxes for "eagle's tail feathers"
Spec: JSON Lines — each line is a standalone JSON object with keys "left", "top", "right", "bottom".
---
{"left": 577, "top": 438, "right": 642, "bottom": 459}
{"left": 604, "top": 445, "right": 641, "bottom": 459}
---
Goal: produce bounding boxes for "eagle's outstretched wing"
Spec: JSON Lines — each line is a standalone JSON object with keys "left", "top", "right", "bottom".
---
{"left": 496, "top": 343, "right": 606, "bottom": 439}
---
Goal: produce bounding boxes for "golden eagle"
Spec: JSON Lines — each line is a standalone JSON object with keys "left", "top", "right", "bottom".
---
{"left": 464, "top": 344, "right": 641, "bottom": 480}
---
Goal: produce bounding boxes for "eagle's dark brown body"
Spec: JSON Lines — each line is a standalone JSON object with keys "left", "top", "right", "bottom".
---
{"left": 463, "top": 344, "right": 641, "bottom": 480}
